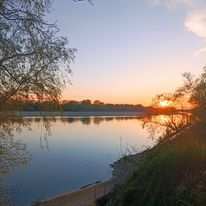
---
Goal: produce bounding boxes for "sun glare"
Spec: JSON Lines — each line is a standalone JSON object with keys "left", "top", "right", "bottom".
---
{"left": 159, "top": 100, "right": 171, "bottom": 107}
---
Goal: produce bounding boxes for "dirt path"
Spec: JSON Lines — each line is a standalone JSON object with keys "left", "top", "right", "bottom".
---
{"left": 36, "top": 180, "right": 114, "bottom": 206}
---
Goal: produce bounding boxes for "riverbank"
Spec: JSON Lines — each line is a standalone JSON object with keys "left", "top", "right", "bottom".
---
{"left": 35, "top": 180, "right": 114, "bottom": 206}
{"left": 102, "top": 124, "right": 206, "bottom": 206}
{"left": 34, "top": 151, "right": 146, "bottom": 206}
{"left": 32, "top": 116, "right": 189, "bottom": 206}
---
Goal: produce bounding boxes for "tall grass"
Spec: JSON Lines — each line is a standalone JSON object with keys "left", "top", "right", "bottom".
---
{"left": 108, "top": 124, "right": 206, "bottom": 206}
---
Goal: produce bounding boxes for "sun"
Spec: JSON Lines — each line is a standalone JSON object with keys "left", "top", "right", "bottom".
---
{"left": 159, "top": 100, "right": 170, "bottom": 107}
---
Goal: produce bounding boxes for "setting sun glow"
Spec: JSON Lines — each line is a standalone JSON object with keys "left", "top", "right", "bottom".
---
{"left": 159, "top": 100, "right": 171, "bottom": 108}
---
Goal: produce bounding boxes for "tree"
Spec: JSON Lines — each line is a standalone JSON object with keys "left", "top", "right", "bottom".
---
{"left": 93, "top": 100, "right": 104, "bottom": 105}
{"left": 81, "top": 99, "right": 92, "bottom": 104}
{"left": 171, "top": 70, "right": 206, "bottom": 111}
{"left": 152, "top": 68, "right": 206, "bottom": 124}
{"left": 0, "top": 0, "right": 76, "bottom": 108}
{"left": 153, "top": 72, "right": 197, "bottom": 110}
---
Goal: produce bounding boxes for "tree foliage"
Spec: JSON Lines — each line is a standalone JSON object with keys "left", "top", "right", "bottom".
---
{"left": 0, "top": 0, "right": 76, "bottom": 107}
{"left": 153, "top": 68, "right": 206, "bottom": 112}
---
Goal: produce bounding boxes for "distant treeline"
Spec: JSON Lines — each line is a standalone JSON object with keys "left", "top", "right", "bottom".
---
{"left": 60, "top": 100, "right": 146, "bottom": 112}
{"left": 2, "top": 99, "right": 179, "bottom": 114}
{"left": 4, "top": 99, "right": 147, "bottom": 112}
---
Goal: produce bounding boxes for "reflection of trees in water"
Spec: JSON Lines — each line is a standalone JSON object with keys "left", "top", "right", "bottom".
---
{"left": 38, "top": 118, "right": 52, "bottom": 151}
{"left": 0, "top": 114, "right": 192, "bottom": 205}
{"left": 1, "top": 114, "right": 187, "bottom": 174}
{"left": 80, "top": 117, "right": 91, "bottom": 125}
{"left": 93, "top": 117, "right": 103, "bottom": 125}
{"left": 0, "top": 117, "right": 31, "bottom": 174}
{"left": 0, "top": 115, "right": 191, "bottom": 174}
{"left": 0, "top": 116, "right": 53, "bottom": 205}
{"left": 141, "top": 113, "right": 192, "bottom": 142}
{"left": 58, "top": 116, "right": 144, "bottom": 125}
{"left": 0, "top": 116, "right": 30, "bottom": 206}
{"left": 33, "top": 116, "right": 141, "bottom": 125}
{"left": 0, "top": 184, "right": 10, "bottom": 206}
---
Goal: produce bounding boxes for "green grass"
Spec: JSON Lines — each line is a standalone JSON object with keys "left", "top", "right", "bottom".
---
{"left": 108, "top": 124, "right": 206, "bottom": 206}
{"left": 0, "top": 148, "right": 4, "bottom": 155}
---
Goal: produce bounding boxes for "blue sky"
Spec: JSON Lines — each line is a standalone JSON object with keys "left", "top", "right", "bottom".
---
{"left": 48, "top": 0, "right": 206, "bottom": 105}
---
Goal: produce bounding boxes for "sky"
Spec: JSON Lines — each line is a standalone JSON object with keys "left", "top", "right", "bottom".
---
{"left": 48, "top": 0, "right": 206, "bottom": 105}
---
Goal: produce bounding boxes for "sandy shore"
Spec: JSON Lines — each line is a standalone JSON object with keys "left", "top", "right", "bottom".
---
{"left": 35, "top": 152, "right": 144, "bottom": 206}
{"left": 35, "top": 180, "right": 114, "bottom": 206}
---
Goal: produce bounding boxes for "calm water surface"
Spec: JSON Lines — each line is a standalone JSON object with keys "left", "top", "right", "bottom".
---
{"left": 0, "top": 115, "right": 168, "bottom": 206}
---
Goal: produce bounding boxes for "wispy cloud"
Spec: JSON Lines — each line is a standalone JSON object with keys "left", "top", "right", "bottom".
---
{"left": 149, "top": 0, "right": 206, "bottom": 56}
{"left": 185, "top": 10, "right": 206, "bottom": 38}
{"left": 185, "top": 10, "right": 206, "bottom": 55}
{"left": 149, "top": 0, "right": 194, "bottom": 8}
{"left": 194, "top": 47, "right": 206, "bottom": 56}
{"left": 149, "top": 0, "right": 205, "bottom": 9}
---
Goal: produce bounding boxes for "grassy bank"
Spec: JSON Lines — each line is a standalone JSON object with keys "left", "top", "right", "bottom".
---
{"left": 102, "top": 123, "right": 206, "bottom": 206}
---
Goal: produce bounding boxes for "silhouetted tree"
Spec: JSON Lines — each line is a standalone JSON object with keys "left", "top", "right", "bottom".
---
{"left": 94, "top": 100, "right": 104, "bottom": 105}
{"left": 153, "top": 71, "right": 199, "bottom": 111}
{"left": 170, "top": 69, "right": 206, "bottom": 115}
{"left": 81, "top": 99, "right": 92, "bottom": 104}
{"left": 0, "top": 0, "right": 77, "bottom": 108}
